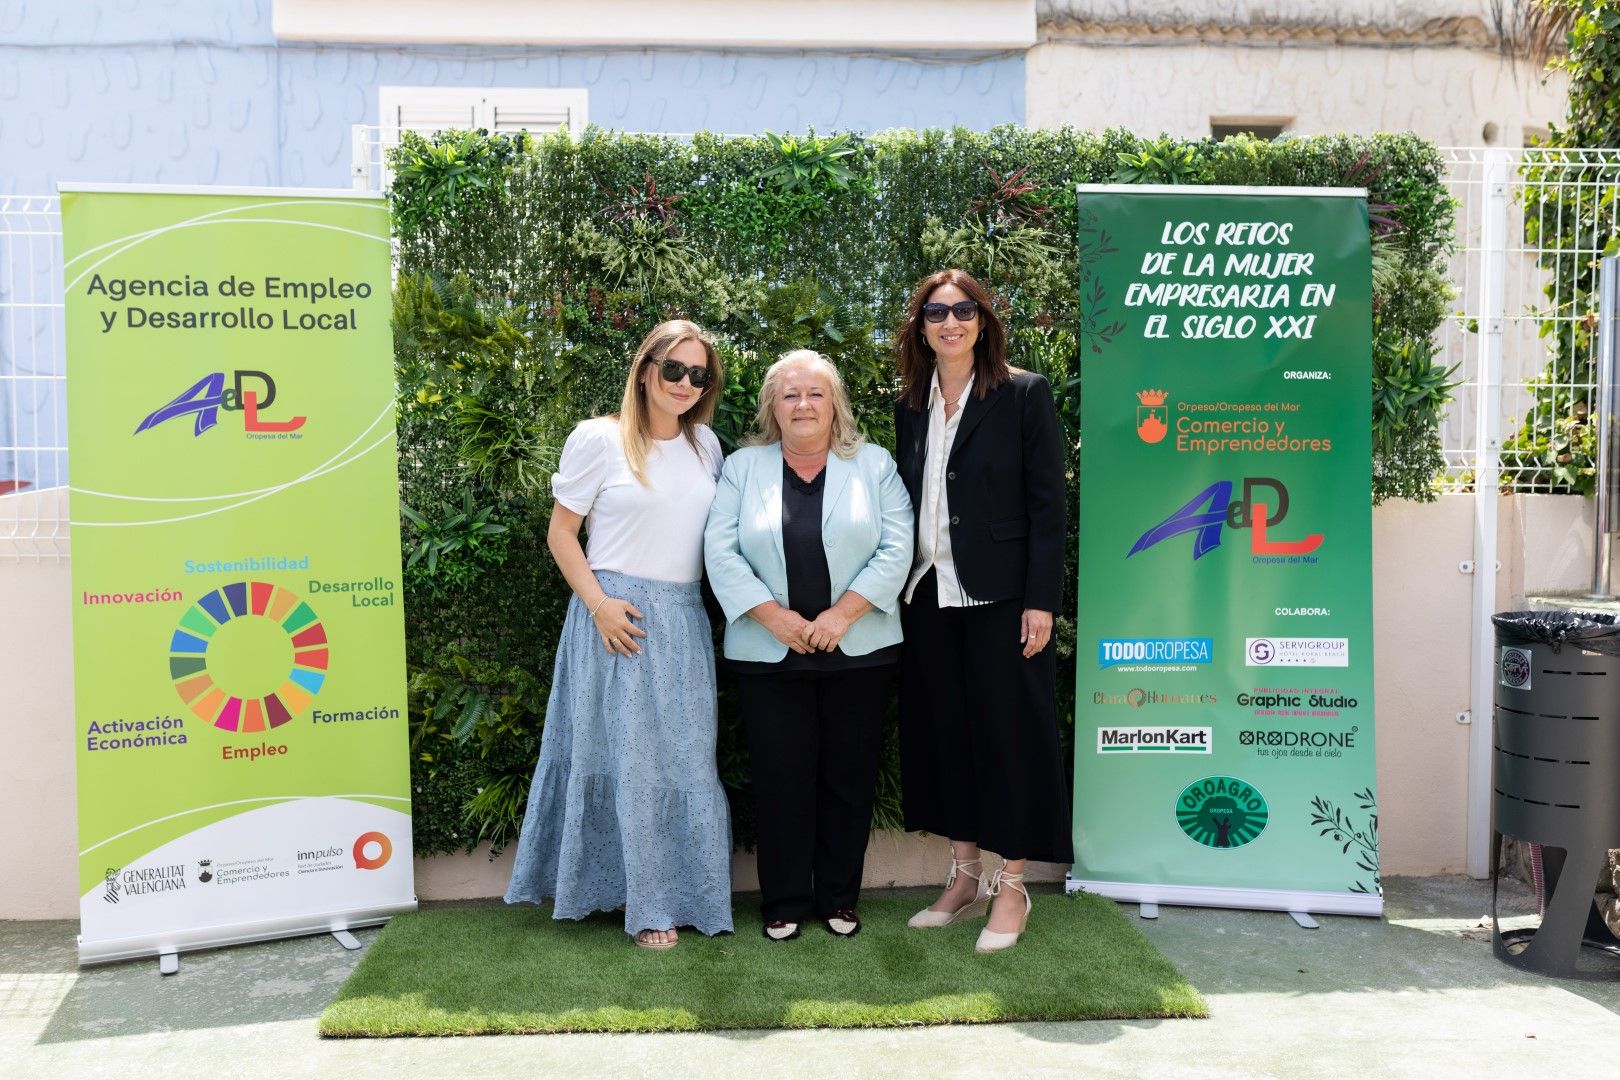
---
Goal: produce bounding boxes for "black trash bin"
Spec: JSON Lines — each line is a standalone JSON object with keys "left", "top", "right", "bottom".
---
{"left": 1491, "top": 610, "right": 1620, "bottom": 980}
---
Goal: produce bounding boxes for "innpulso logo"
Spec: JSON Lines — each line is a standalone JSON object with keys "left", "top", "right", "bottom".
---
{"left": 135, "top": 370, "right": 306, "bottom": 437}
{"left": 1128, "top": 477, "right": 1323, "bottom": 561}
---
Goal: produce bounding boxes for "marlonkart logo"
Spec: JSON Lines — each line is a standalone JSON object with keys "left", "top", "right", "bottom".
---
{"left": 1098, "top": 637, "right": 1212, "bottom": 670}
{"left": 1500, "top": 646, "right": 1532, "bottom": 690}
{"left": 1128, "top": 477, "right": 1323, "bottom": 561}
{"left": 1136, "top": 389, "right": 1169, "bottom": 444}
{"left": 1176, "top": 775, "right": 1269, "bottom": 849}
{"left": 136, "top": 370, "right": 305, "bottom": 437}
{"left": 1246, "top": 637, "right": 1349, "bottom": 667}
{"left": 1097, "top": 726, "right": 1211, "bottom": 754}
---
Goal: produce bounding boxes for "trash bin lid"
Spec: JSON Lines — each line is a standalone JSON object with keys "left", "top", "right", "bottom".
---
{"left": 1492, "top": 610, "right": 1620, "bottom": 655}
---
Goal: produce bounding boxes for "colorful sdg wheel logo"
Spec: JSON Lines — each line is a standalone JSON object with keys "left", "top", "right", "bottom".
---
{"left": 168, "top": 581, "right": 328, "bottom": 732}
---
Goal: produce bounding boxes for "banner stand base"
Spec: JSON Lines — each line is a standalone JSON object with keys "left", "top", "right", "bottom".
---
{"left": 1067, "top": 874, "right": 1383, "bottom": 918}
{"left": 332, "top": 930, "right": 363, "bottom": 950}
{"left": 158, "top": 952, "right": 178, "bottom": 976}
{"left": 1139, "top": 902, "right": 1159, "bottom": 919}
{"left": 1288, "top": 910, "right": 1321, "bottom": 929}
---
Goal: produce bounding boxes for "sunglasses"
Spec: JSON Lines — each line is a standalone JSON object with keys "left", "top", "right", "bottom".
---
{"left": 645, "top": 357, "right": 712, "bottom": 389}
{"left": 922, "top": 300, "right": 980, "bottom": 324}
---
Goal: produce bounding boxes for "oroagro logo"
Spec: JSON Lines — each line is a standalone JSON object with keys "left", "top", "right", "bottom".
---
{"left": 1175, "top": 776, "right": 1269, "bottom": 849}
{"left": 135, "top": 369, "right": 305, "bottom": 437}
{"left": 1128, "top": 477, "right": 1323, "bottom": 562}
{"left": 1136, "top": 388, "right": 1169, "bottom": 444}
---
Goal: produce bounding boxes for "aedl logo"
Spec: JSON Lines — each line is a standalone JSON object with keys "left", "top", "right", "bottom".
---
{"left": 135, "top": 370, "right": 305, "bottom": 437}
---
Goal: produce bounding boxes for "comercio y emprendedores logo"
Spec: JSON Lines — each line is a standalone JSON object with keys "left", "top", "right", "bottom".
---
{"left": 1136, "top": 389, "right": 1169, "bottom": 444}
{"left": 1175, "top": 776, "right": 1269, "bottom": 850}
{"left": 1128, "top": 477, "right": 1323, "bottom": 563}
{"left": 1098, "top": 636, "right": 1212, "bottom": 672}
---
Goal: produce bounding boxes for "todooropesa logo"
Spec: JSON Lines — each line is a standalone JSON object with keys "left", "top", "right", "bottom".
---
{"left": 135, "top": 370, "right": 306, "bottom": 437}
{"left": 1128, "top": 476, "right": 1323, "bottom": 561}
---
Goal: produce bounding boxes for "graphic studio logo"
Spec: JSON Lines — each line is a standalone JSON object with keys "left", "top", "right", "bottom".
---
{"left": 1128, "top": 477, "right": 1324, "bottom": 562}
{"left": 103, "top": 866, "right": 121, "bottom": 904}
{"left": 1098, "top": 637, "right": 1212, "bottom": 671}
{"left": 1176, "top": 776, "right": 1269, "bottom": 849}
{"left": 1245, "top": 637, "right": 1349, "bottom": 668}
{"left": 352, "top": 831, "right": 393, "bottom": 871}
{"left": 197, "top": 860, "right": 213, "bottom": 884}
{"left": 1500, "top": 646, "right": 1532, "bottom": 690}
{"left": 1136, "top": 389, "right": 1169, "bottom": 444}
{"left": 135, "top": 370, "right": 306, "bottom": 437}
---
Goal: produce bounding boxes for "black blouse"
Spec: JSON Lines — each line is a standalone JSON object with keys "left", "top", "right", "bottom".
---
{"left": 727, "top": 460, "right": 899, "bottom": 674}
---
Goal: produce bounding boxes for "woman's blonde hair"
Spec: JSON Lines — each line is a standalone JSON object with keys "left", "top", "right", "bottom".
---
{"left": 743, "top": 349, "right": 863, "bottom": 459}
{"left": 617, "top": 319, "right": 723, "bottom": 483}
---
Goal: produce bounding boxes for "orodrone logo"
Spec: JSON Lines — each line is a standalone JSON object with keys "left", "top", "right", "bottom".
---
{"left": 1175, "top": 776, "right": 1269, "bottom": 849}
{"left": 1128, "top": 477, "right": 1323, "bottom": 561}
{"left": 135, "top": 370, "right": 306, "bottom": 437}
{"left": 1136, "top": 389, "right": 1169, "bottom": 444}
{"left": 1500, "top": 646, "right": 1532, "bottom": 690}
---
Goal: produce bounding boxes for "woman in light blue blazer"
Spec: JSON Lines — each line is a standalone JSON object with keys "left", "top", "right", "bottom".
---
{"left": 705, "top": 349, "right": 913, "bottom": 941}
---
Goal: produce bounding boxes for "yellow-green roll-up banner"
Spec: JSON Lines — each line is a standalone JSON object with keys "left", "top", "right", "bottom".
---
{"left": 61, "top": 186, "right": 415, "bottom": 965}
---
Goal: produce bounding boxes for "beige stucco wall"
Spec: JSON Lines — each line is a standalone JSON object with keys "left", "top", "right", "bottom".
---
{"left": 8, "top": 491, "right": 1573, "bottom": 916}
{"left": 1028, "top": 0, "right": 1568, "bottom": 146}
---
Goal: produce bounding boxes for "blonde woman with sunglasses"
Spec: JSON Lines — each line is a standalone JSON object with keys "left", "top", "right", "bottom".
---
{"left": 505, "top": 320, "right": 733, "bottom": 951}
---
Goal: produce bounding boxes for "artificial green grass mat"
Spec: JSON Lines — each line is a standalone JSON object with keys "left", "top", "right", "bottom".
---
{"left": 319, "top": 893, "right": 1207, "bottom": 1035}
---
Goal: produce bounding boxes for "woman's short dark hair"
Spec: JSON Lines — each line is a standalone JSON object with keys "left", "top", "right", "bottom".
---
{"left": 896, "top": 269, "right": 1010, "bottom": 411}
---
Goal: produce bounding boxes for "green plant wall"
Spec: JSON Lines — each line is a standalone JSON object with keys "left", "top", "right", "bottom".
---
{"left": 388, "top": 125, "right": 1456, "bottom": 858}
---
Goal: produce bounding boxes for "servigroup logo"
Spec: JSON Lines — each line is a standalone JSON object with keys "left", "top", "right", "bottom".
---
{"left": 353, "top": 831, "right": 392, "bottom": 870}
{"left": 1136, "top": 389, "right": 1169, "bottom": 444}
{"left": 1128, "top": 476, "right": 1323, "bottom": 561}
{"left": 135, "top": 370, "right": 306, "bottom": 437}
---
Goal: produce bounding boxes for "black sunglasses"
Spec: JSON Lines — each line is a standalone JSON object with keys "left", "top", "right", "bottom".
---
{"left": 645, "top": 357, "right": 712, "bottom": 389}
{"left": 922, "top": 300, "right": 980, "bottom": 324}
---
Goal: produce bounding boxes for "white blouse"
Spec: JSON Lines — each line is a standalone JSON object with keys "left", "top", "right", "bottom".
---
{"left": 903, "top": 369, "right": 988, "bottom": 608}
{"left": 551, "top": 417, "right": 722, "bottom": 583}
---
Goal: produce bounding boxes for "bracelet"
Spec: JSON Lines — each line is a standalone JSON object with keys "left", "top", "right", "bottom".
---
{"left": 589, "top": 595, "right": 612, "bottom": 619}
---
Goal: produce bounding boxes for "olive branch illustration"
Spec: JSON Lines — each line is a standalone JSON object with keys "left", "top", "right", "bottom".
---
{"left": 1077, "top": 208, "right": 1125, "bottom": 355}
{"left": 1310, "top": 787, "right": 1381, "bottom": 895}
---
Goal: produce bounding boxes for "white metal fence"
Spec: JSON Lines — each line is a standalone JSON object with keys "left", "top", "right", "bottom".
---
{"left": 5, "top": 147, "right": 1619, "bottom": 563}
{"left": 0, "top": 195, "right": 68, "bottom": 561}
{"left": 1438, "top": 146, "right": 1620, "bottom": 492}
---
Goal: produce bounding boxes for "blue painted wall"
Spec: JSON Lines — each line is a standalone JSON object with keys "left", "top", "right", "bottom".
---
{"left": 0, "top": 0, "right": 1022, "bottom": 487}
{"left": 0, "top": 0, "right": 1025, "bottom": 193}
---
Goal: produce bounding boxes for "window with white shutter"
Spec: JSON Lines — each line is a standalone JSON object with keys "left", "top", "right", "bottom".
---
{"left": 378, "top": 87, "right": 587, "bottom": 139}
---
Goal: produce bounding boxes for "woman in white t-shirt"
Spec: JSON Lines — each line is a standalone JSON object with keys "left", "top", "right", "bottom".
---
{"left": 505, "top": 319, "right": 733, "bottom": 950}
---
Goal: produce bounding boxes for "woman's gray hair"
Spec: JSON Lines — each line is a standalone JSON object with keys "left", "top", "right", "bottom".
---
{"left": 744, "top": 349, "right": 864, "bottom": 459}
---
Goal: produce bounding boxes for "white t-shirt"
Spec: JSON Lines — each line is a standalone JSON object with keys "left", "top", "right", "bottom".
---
{"left": 551, "top": 416, "right": 722, "bottom": 583}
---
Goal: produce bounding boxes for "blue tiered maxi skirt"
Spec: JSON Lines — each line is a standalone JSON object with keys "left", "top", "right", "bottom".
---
{"left": 504, "top": 571, "right": 734, "bottom": 936}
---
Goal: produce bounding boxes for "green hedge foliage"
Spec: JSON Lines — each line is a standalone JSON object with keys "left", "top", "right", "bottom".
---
{"left": 390, "top": 125, "right": 1456, "bottom": 857}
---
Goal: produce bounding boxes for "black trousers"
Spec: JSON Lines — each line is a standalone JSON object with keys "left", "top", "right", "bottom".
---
{"left": 736, "top": 665, "right": 892, "bottom": 922}
{"left": 899, "top": 570, "right": 1074, "bottom": 863}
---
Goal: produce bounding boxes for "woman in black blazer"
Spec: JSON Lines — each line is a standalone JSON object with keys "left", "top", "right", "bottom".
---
{"left": 894, "top": 269, "right": 1072, "bottom": 953}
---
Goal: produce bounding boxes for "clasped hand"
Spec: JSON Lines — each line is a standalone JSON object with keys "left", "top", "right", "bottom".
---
{"left": 762, "top": 606, "right": 850, "bottom": 654}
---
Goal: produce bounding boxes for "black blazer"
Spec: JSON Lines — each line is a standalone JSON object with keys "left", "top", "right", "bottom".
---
{"left": 895, "top": 369, "right": 1067, "bottom": 612}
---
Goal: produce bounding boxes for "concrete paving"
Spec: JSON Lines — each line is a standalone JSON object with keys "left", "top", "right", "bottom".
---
{"left": 2, "top": 875, "right": 1617, "bottom": 1080}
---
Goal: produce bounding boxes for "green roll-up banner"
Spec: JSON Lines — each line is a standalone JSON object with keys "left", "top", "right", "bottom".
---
{"left": 61, "top": 186, "right": 415, "bottom": 964}
{"left": 1071, "top": 186, "right": 1380, "bottom": 917}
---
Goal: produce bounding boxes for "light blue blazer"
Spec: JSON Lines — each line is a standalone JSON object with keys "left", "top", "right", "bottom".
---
{"left": 705, "top": 442, "right": 914, "bottom": 663}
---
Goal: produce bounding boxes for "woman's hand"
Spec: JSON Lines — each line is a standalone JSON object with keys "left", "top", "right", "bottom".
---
{"left": 750, "top": 602, "right": 814, "bottom": 654}
{"left": 592, "top": 597, "right": 647, "bottom": 656}
{"left": 1020, "top": 608, "right": 1053, "bottom": 659}
{"left": 803, "top": 608, "right": 853, "bottom": 652}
